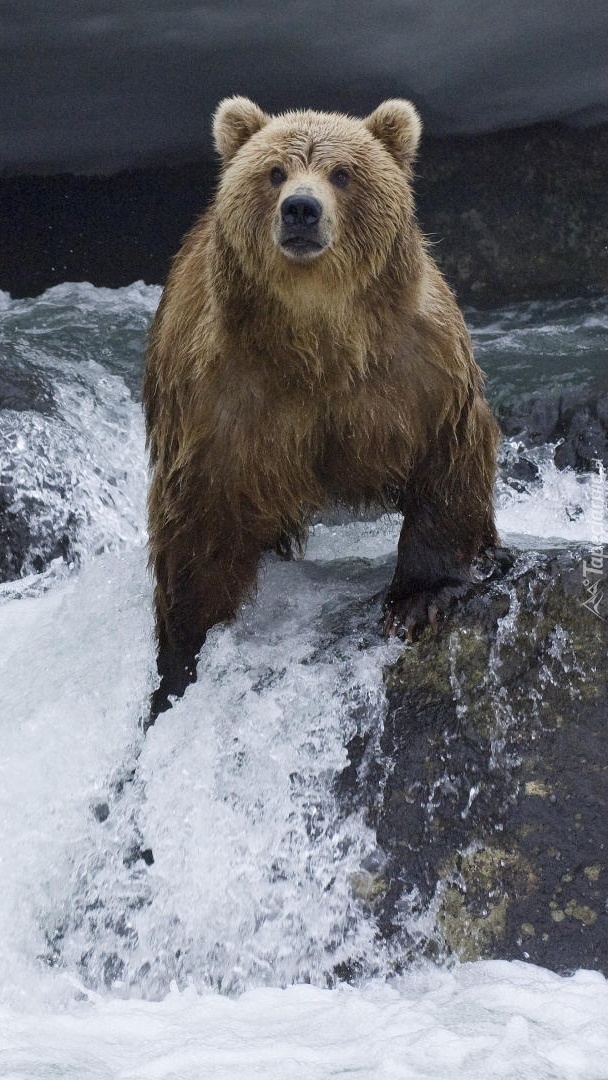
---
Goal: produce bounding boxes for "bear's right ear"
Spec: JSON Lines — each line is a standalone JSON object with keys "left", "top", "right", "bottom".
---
{"left": 213, "top": 96, "right": 269, "bottom": 163}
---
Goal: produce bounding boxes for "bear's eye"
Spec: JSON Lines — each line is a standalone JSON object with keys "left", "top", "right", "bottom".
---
{"left": 330, "top": 166, "right": 351, "bottom": 189}
{"left": 269, "top": 166, "right": 287, "bottom": 187}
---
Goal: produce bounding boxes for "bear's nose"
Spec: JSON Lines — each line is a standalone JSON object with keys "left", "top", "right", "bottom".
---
{"left": 280, "top": 194, "right": 323, "bottom": 228}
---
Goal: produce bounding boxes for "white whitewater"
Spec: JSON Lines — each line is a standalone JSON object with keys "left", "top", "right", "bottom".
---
{"left": 0, "top": 284, "right": 607, "bottom": 1079}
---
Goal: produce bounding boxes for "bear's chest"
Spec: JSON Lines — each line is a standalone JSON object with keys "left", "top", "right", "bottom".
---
{"left": 209, "top": 351, "right": 422, "bottom": 507}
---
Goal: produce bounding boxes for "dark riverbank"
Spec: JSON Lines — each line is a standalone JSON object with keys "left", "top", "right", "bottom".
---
{"left": 2, "top": 122, "right": 607, "bottom": 306}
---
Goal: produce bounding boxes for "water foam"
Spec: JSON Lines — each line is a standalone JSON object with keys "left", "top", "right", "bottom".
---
{"left": 1, "top": 284, "right": 607, "bottom": 1077}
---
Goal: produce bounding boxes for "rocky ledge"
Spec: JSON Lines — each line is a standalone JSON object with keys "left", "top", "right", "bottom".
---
{"left": 418, "top": 123, "right": 608, "bottom": 305}
{"left": 344, "top": 547, "right": 608, "bottom": 975}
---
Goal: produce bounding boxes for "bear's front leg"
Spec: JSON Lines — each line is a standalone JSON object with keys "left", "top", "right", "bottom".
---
{"left": 148, "top": 529, "right": 263, "bottom": 724}
{"left": 383, "top": 417, "right": 498, "bottom": 641}
{"left": 383, "top": 508, "right": 478, "bottom": 641}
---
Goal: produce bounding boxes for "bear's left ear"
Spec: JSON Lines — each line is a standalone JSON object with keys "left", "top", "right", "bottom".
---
{"left": 213, "top": 96, "right": 269, "bottom": 163}
{"left": 364, "top": 99, "right": 422, "bottom": 166}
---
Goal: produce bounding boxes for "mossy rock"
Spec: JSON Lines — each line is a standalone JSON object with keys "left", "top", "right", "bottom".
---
{"left": 346, "top": 547, "right": 608, "bottom": 973}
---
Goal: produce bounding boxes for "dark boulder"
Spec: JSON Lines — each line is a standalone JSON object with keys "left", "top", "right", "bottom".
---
{"left": 417, "top": 124, "right": 608, "bottom": 305}
{"left": 347, "top": 547, "right": 608, "bottom": 974}
{"left": 495, "top": 383, "right": 608, "bottom": 472}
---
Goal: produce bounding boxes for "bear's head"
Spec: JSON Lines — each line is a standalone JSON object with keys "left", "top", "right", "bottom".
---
{"left": 212, "top": 97, "right": 422, "bottom": 308}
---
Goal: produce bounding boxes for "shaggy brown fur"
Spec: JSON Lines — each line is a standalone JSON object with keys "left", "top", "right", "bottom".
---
{"left": 144, "top": 96, "right": 500, "bottom": 719}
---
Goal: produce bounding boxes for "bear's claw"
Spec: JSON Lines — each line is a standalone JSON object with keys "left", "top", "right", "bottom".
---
{"left": 382, "top": 581, "right": 470, "bottom": 642}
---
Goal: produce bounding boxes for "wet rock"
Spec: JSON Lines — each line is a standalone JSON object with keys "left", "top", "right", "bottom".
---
{"left": 352, "top": 548, "right": 608, "bottom": 975}
{"left": 0, "top": 486, "right": 75, "bottom": 582}
{"left": 496, "top": 383, "right": 608, "bottom": 470}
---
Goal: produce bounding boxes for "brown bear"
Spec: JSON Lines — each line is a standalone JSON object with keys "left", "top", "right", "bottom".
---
{"left": 143, "top": 96, "right": 500, "bottom": 720}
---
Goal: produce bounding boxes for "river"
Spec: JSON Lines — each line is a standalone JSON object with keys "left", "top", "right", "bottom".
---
{"left": 0, "top": 283, "right": 607, "bottom": 1078}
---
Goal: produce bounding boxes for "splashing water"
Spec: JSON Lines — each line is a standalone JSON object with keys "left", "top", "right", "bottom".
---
{"left": 0, "top": 283, "right": 607, "bottom": 1078}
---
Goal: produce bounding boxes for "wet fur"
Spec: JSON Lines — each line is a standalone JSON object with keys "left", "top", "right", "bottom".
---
{"left": 144, "top": 98, "right": 499, "bottom": 719}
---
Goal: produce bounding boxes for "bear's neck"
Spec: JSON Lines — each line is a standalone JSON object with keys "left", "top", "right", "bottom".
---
{"left": 214, "top": 230, "right": 424, "bottom": 387}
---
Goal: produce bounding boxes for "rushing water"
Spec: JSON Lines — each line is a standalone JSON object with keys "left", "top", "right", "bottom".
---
{"left": 0, "top": 283, "right": 607, "bottom": 1078}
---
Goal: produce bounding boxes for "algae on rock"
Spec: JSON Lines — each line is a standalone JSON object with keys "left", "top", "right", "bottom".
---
{"left": 361, "top": 547, "right": 608, "bottom": 974}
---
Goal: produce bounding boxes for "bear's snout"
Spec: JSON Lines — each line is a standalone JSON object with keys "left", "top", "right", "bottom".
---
{"left": 278, "top": 188, "right": 328, "bottom": 260}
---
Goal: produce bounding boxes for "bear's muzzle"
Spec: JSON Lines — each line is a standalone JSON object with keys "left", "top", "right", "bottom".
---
{"left": 278, "top": 190, "right": 328, "bottom": 260}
